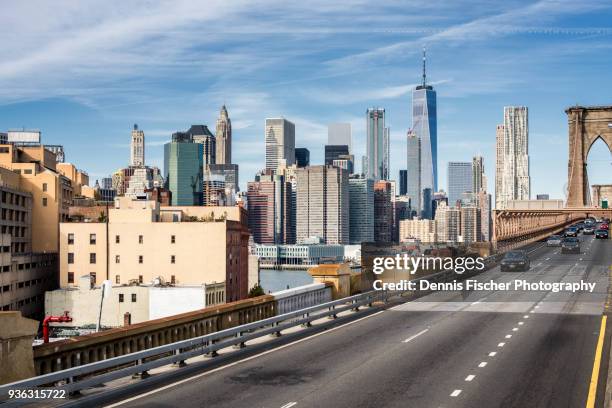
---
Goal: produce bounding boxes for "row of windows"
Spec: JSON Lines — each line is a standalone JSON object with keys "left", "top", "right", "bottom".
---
{"left": 67, "top": 234, "right": 178, "bottom": 245}
{"left": 66, "top": 272, "right": 178, "bottom": 287}
{"left": 1, "top": 208, "right": 28, "bottom": 222}
{"left": 67, "top": 253, "right": 178, "bottom": 264}
{"left": 118, "top": 293, "right": 138, "bottom": 303}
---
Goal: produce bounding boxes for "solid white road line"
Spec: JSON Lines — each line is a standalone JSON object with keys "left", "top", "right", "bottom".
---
{"left": 465, "top": 375, "right": 475, "bottom": 382}
{"left": 478, "top": 362, "right": 488, "bottom": 368}
{"left": 402, "top": 328, "right": 429, "bottom": 343}
{"left": 450, "top": 390, "right": 462, "bottom": 397}
{"left": 104, "top": 310, "right": 386, "bottom": 407}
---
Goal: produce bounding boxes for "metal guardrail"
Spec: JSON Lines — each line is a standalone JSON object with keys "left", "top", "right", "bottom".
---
{"left": 0, "top": 291, "right": 385, "bottom": 399}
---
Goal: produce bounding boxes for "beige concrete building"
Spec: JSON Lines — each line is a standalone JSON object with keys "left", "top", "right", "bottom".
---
{"left": 0, "top": 166, "right": 57, "bottom": 319}
{"left": 56, "top": 163, "right": 89, "bottom": 198}
{"left": 46, "top": 275, "right": 225, "bottom": 328}
{"left": 592, "top": 185, "right": 612, "bottom": 208}
{"left": 399, "top": 219, "right": 436, "bottom": 243}
{"left": 60, "top": 197, "right": 249, "bottom": 302}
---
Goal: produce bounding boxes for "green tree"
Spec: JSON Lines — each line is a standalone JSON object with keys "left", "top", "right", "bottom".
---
{"left": 248, "top": 284, "right": 265, "bottom": 297}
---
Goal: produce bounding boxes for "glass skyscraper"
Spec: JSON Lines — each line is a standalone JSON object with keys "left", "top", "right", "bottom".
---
{"left": 164, "top": 133, "right": 204, "bottom": 206}
{"left": 447, "top": 161, "right": 473, "bottom": 207}
{"left": 411, "top": 50, "right": 438, "bottom": 209}
{"left": 406, "top": 130, "right": 421, "bottom": 214}
{"left": 366, "top": 108, "right": 389, "bottom": 181}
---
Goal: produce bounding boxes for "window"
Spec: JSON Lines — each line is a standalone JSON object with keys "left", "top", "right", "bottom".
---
{"left": 23, "top": 169, "right": 32, "bottom": 175}
{"left": 115, "top": 235, "right": 120, "bottom": 244}
{"left": 42, "top": 183, "right": 47, "bottom": 192}
{"left": 89, "top": 233, "right": 96, "bottom": 245}
{"left": 115, "top": 275, "right": 120, "bottom": 284}
{"left": 67, "top": 272, "right": 74, "bottom": 283}
{"left": 42, "top": 198, "right": 47, "bottom": 207}
{"left": 138, "top": 275, "right": 143, "bottom": 283}
{"left": 138, "top": 255, "right": 143, "bottom": 264}
{"left": 171, "top": 235, "right": 176, "bottom": 244}
{"left": 67, "top": 233, "right": 75, "bottom": 245}
{"left": 90, "top": 253, "right": 96, "bottom": 264}
{"left": 171, "top": 255, "right": 175, "bottom": 264}
{"left": 90, "top": 272, "right": 96, "bottom": 285}
{"left": 131, "top": 293, "right": 137, "bottom": 302}
{"left": 119, "top": 294, "right": 124, "bottom": 303}
{"left": 115, "top": 255, "right": 120, "bottom": 264}
{"left": 138, "top": 235, "right": 143, "bottom": 244}
{"left": 68, "top": 253, "right": 74, "bottom": 264}
{"left": 171, "top": 275, "right": 176, "bottom": 284}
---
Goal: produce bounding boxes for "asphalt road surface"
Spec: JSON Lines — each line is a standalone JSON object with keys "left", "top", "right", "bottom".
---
{"left": 84, "top": 234, "right": 612, "bottom": 408}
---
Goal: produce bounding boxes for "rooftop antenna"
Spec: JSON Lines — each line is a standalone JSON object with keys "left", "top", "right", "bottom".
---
{"left": 422, "top": 46, "right": 427, "bottom": 87}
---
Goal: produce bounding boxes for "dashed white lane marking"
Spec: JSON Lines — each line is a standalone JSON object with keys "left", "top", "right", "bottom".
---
{"left": 498, "top": 342, "right": 505, "bottom": 347}
{"left": 478, "top": 362, "right": 488, "bottom": 368}
{"left": 465, "top": 375, "right": 475, "bottom": 382}
{"left": 545, "top": 257, "right": 550, "bottom": 261}
{"left": 505, "top": 335, "right": 512, "bottom": 339}
{"left": 530, "top": 310, "right": 535, "bottom": 313}
{"left": 450, "top": 390, "right": 462, "bottom": 397}
{"left": 281, "top": 403, "right": 297, "bottom": 408}
{"left": 518, "top": 322, "right": 524, "bottom": 325}
{"left": 524, "top": 315, "right": 529, "bottom": 319}
{"left": 489, "top": 352, "right": 497, "bottom": 357}
{"left": 402, "top": 329, "right": 429, "bottom": 343}
{"left": 512, "top": 327, "right": 519, "bottom": 332}
{"left": 535, "top": 305, "right": 540, "bottom": 308}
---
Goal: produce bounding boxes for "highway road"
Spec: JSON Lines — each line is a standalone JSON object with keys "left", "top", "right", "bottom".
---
{"left": 88, "top": 234, "right": 612, "bottom": 408}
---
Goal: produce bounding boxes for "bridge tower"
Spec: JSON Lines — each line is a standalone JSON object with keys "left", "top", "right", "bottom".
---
{"left": 566, "top": 106, "right": 612, "bottom": 207}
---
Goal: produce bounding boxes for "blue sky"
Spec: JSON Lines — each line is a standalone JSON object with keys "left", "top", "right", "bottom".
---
{"left": 1, "top": 0, "right": 611, "bottom": 198}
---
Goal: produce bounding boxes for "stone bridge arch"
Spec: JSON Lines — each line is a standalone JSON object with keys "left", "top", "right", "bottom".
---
{"left": 566, "top": 106, "right": 612, "bottom": 207}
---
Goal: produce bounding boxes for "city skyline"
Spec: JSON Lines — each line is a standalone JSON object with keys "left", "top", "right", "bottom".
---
{"left": 1, "top": 1, "right": 612, "bottom": 199}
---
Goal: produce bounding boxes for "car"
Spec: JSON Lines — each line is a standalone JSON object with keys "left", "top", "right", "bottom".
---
{"left": 561, "top": 237, "right": 580, "bottom": 254}
{"left": 583, "top": 226, "right": 595, "bottom": 235}
{"left": 596, "top": 229, "right": 609, "bottom": 239}
{"left": 600, "top": 224, "right": 609, "bottom": 230}
{"left": 547, "top": 235, "right": 563, "bottom": 246}
{"left": 585, "top": 217, "right": 596, "bottom": 225}
{"left": 564, "top": 227, "right": 578, "bottom": 237}
{"left": 573, "top": 222, "right": 585, "bottom": 231}
{"left": 500, "top": 250, "right": 530, "bottom": 272}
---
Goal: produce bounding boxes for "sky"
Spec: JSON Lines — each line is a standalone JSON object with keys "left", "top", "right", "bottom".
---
{"left": 0, "top": 0, "right": 611, "bottom": 198}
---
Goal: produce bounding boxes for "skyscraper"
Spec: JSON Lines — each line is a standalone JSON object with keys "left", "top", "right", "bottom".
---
{"left": 399, "top": 170, "right": 407, "bottom": 196}
{"left": 187, "top": 125, "right": 216, "bottom": 166}
{"left": 411, "top": 49, "right": 438, "bottom": 207}
{"left": 348, "top": 175, "right": 374, "bottom": 244}
{"left": 460, "top": 206, "right": 481, "bottom": 244}
{"left": 328, "top": 123, "right": 352, "bottom": 153}
{"left": 496, "top": 107, "right": 530, "bottom": 209}
{"left": 374, "top": 181, "right": 393, "bottom": 243}
{"left": 295, "top": 148, "right": 310, "bottom": 167}
{"left": 325, "top": 145, "right": 349, "bottom": 165}
{"left": 495, "top": 124, "right": 505, "bottom": 206}
{"left": 164, "top": 133, "right": 204, "bottom": 206}
{"left": 296, "top": 165, "right": 349, "bottom": 244}
{"left": 472, "top": 156, "right": 484, "bottom": 193}
{"left": 215, "top": 105, "right": 232, "bottom": 165}
{"left": 247, "top": 172, "right": 294, "bottom": 244}
{"left": 435, "top": 202, "right": 460, "bottom": 243}
{"left": 366, "top": 108, "right": 388, "bottom": 181}
{"left": 447, "top": 162, "right": 472, "bottom": 207}
{"left": 265, "top": 118, "right": 295, "bottom": 171}
{"left": 130, "top": 124, "right": 145, "bottom": 167}
{"left": 406, "top": 130, "right": 421, "bottom": 213}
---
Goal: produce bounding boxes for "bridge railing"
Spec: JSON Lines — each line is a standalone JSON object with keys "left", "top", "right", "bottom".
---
{"left": 0, "top": 290, "right": 384, "bottom": 399}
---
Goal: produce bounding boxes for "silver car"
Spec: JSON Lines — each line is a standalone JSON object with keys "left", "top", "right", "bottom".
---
{"left": 547, "top": 235, "right": 563, "bottom": 246}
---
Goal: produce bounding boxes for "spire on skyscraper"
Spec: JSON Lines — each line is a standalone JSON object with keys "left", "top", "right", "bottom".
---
{"left": 422, "top": 47, "right": 427, "bottom": 87}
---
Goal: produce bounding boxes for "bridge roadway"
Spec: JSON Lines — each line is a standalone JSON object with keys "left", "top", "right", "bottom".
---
{"left": 90, "top": 235, "right": 612, "bottom": 408}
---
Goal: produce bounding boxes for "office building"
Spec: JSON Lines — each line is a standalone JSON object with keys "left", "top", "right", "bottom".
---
{"left": 325, "top": 145, "right": 349, "bottom": 166}
{"left": 412, "top": 49, "right": 438, "bottom": 210}
{"left": 447, "top": 162, "right": 472, "bottom": 207}
{"left": 247, "top": 172, "right": 294, "bottom": 245}
{"left": 460, "top": 206, "right": 481, "bottom": 244}
{"left": 130, "top": 124, "right": 145, "bottom": 167}
{"left": 348, "top": 175, "right": 374, "bottom": 244}
{"left": 187, "top": 125, "right": 216, "bottom": 166}
{"left": 399, "top": 170, "right": 408, "bottom": 196}
{"left": 164, "top": 133, "right": 204, "bottom": 206}
{"left": 215, "top": 105, "right": 231, "bottom": 165}
{"left": 0, "top": 166, "right": 56, "bottom": 319}
{"left": 393, "top": 195, "right": 411, "bottom": 242}
{"left": 477, "top": 190, "right": 492, "bottom": 241}
{"left": 296, "top": 166, "right": 349, "bottom": 245}
{"left": 366, "top": 108, "right": 389, "bottom": 181}
{"left": 295, "top": 148, "right": 310, "bottom": 167}
{"left": 496, "top": 107, "right": 530, "bottom": 209}
{"left": 406, "top": 130, "right": 421, "bottom": 211}
{"left": 265, "top": 118, "right": 295, "bottom": 171}
{"left": 0, "top": 133, "right": 7, "bottom": 144}
{"left": 435, "top": 202, "right": 460, "bottom": 243}
{"left": 422, "top": 187, "right": 433, "bottom": 219}
{"left": 59, "top": 197, "right": 250, "bottom": 302}
{"left": 399, "top": 219, "right": 436, "bottom": 243}
{"left": 202, "top": 173, "right": 229, "bottom": 206}
{"left": 253, "top": 244, "right": 344, "bottom": 267}
{"left": 332, "top": 155, "right": 354, "bottom": 174}
{"left": 472, "top": 156, "right": 484, "bottom": 193}
{"left": 374, "top": 181, "right": 393, "bottom": 243}
{"left": 328, "top": 123, "right": 352, "bottom": 153}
